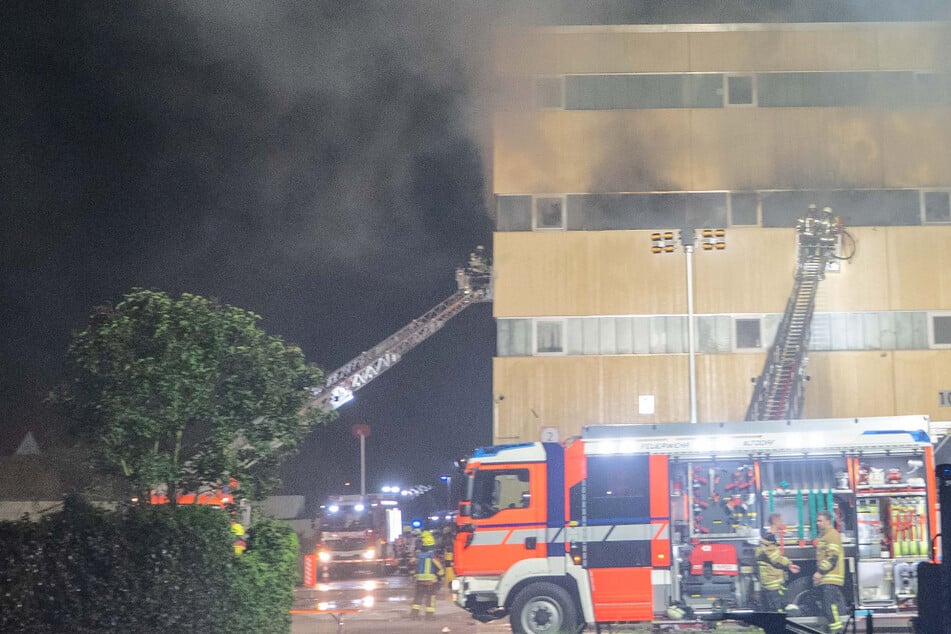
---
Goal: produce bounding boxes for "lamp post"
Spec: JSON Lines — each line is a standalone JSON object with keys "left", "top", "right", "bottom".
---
{"left": 650, "top": 228, "right": 725, "bottom": 424}
{"left": 683, "top": 236, "right": 698, "bottom": 424}
{"left": 351, "top": 423, "right": 371, "bottom": 498}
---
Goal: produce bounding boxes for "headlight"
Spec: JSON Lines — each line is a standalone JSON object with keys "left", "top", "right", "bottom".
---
{"left": 450, "top": 579, "right": 461, "bottom": 592}
{"left": 318, "top": 551, "right": 331, "bottom": 563}
{"left": 362, "top": 548, "right": 375, "bottom": 560}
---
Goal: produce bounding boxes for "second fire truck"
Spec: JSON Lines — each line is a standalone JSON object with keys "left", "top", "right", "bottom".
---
{"left": 315, "top": 494, "right": 402, "bottom": 578}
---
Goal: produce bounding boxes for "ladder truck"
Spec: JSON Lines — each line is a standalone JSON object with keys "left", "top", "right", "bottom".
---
{"left": 745, "top": 206, "right": 852, "bottom": 421}
{"left": 175, "top": 248, "right": 491, "bottom": 503}
{"left": 305, "top": 246, "right": 492, "bottom": 413}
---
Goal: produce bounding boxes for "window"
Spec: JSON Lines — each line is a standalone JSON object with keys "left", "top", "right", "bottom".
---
{"left": 534, "top": 76, "right": 564, "bottom": 109}
{"left": 497, "top": 319, "right": 532, "bottom": 356}
{"left": 535, "top": 320, "right": 565, "bottom": 354}
{"left": 533, "top": 196, "right": 566, "bottom": 230}
{"left": 571, "top": 454, "right": 650, "bottom": 522}
{"left": 726, "top": 75, "right": 755, "bottom": 106}
{"left": 930, "top": 314, "right": 951, "bottom": 348}
{"left": 922, "top": 191, "right": 951, "bottom": 223}
{"left": 565, "top": 74, "right": 723, "bottom": 110}
{"left": 730, "top": 192, "right": 759, "bottom": 226}
{"left": 469, "top": 469, "right": 531, "bottom": 519}
{"left": 735, "top": 318, "right": 763, "bottom": 350}
{"left": 496, "top": 195, "right": 532, "bottom": 231}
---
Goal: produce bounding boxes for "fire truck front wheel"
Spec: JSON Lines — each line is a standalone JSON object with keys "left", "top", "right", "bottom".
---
{"left": 510, "top": 582, "right": 582, "bottom": 634}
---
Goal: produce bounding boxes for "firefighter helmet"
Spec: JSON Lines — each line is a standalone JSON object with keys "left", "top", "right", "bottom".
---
{"left": 421, "top": 530, "right": 436, "bottom": 547}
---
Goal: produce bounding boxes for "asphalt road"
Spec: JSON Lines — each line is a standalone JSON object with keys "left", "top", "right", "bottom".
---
{"left": 290, "top": 574, "right": 916, "bottom": 633}
{"left": 291, "top": 574, "right": 509, "bottom": 634}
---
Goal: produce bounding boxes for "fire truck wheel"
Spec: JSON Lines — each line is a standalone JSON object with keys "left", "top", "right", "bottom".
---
{"left": 510, "top": 582, "right": 581, "bottom": 634}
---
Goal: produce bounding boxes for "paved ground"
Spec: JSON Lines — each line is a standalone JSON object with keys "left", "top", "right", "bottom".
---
{"left": 291, "top": 577, "right": 508, "bottom": 634}
{"left": 290, "top": 578, "right": 914, "bottom": 633}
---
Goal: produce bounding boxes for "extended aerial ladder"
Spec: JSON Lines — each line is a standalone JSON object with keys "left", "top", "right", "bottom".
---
{"left": 305, "top": 247, "right": 492, "bottom": 413}
{"left": 745, "top": 206, "right": 849, "bottom": 421}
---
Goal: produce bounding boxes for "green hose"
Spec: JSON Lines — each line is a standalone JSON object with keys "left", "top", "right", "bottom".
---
{"left": 797, "top": 489, "right": 804, "bottom": 541}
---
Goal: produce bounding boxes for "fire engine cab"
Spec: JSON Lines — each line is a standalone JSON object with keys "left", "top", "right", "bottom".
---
{"left": 452, "top": 415, "right": 939, "bottom": 633}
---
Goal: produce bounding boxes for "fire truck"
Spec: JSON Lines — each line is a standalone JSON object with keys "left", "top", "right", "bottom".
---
{"left": 452, "top": 415, "right": 939, "bottom": 633}
{"left": 315, "top": 494, "right": 402, "bottom": 578}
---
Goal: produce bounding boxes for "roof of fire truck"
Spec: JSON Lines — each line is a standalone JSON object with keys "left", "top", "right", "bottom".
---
{"left": 469, "top": 415, "right": 932, "bottom": 463}
{"left": 582, "top": 414, "right": 931, "bottom": 458}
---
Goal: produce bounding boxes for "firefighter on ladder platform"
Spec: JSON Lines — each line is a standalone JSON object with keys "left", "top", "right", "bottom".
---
{"left": 409, "top": 530, "right": 444, "bottom": 619}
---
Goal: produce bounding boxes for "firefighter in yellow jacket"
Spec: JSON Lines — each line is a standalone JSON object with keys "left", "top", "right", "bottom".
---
{"left": 813, "top": 511, "right": 847, "bottom": 633}
{"left": 756, "top": 513, "right": 800, "bottom": 612}
{"left": 410, "top": 530, "right": 444, "bottom": 619}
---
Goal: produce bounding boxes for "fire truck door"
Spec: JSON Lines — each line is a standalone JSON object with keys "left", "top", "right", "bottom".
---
{"left": 455, "top": 462, "right": 548, "bottom": 576}
{"left": 569, "top": 453, "right": 670, "bottom": 622}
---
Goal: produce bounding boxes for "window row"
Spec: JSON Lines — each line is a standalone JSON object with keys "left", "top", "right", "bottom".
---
{"left": 496, "top": 312, "right": 951, "bottom": 357}
{"left": 497, "top": 190, "right": 951, "bottom": 232}
{"left": 535, "top": 71, "right": 951, "bottom": 110}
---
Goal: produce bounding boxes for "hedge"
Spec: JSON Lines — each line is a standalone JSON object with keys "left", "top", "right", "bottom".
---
{"left": 0, "top": 495, "right": 298, "bottom": 633}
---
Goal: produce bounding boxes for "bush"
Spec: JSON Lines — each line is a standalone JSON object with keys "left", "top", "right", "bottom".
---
{"left": 0, "top": 496, "right": 297, "bottom": 633}
{"left": 228, "top": 516, "right": 299, "bottom": 633}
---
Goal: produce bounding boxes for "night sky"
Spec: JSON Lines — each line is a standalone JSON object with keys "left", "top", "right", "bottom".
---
{"left": 4, "top": 1, "right": 949, "bottom": 506}
{"left": 2, "top": 1, "right": 499, "bottom": 503}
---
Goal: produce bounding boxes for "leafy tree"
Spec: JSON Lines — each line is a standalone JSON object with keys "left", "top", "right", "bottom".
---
{"left": 50, "top": 289, "right": 332, "bottom": 502}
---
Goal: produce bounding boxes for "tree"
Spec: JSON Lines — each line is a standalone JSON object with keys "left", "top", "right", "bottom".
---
{"left": 50, "top": 289, "right": 332, "bottom": 501}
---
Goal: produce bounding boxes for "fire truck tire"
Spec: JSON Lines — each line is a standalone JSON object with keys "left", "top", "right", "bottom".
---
{"left": 510, "top": 582, "right": 582, "bottom": 634}
{"left": 784, "top": 577, "right": 822, "bottom": 617}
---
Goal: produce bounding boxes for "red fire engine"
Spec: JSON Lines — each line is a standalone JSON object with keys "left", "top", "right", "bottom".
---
{"left": 452, "top": 415, "right": 939, "bottom": 633}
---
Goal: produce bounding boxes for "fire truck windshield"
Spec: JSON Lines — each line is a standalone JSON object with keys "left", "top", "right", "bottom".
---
{"left": 320, "top": 505, "right": 372, "bottom": 531}
{"left": 468, "top": 468, "right": 531, "bottom": 519}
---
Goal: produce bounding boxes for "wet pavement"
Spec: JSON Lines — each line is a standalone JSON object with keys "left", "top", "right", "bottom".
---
{"left": 291, "top": 575, "right": 508, "bottom": 634}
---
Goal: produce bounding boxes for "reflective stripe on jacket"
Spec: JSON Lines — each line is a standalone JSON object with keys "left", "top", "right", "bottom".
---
{"left": 756, "top": 537, "right": 792, "bottom": 590}
{"left": 816, "top": 526, "right": 844, "bottom": 586}
{"left": 415, "top": 549, "right": 444, "bottom": 582}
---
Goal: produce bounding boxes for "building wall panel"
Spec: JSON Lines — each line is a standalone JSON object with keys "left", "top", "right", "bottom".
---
{"left": 692, "top": 228, "right": 796, "bottom": 314}
{"left": 496, "top": 109, "right": 951, "bottom": 194}
{"left": 688, "top": 30, "right": 826, "bottom": 72}
{"left": 801, "top": 351, "right": 897, "bottom": 419}
{"left": 886, "top": 226, "right": 951, "bottom": 310}
{"left": 893, "top": 351, "right": 951, "bottom": 421}
{"left": 495, "top": 24, "right": 950, "bottom": 76}
{"left": 494, "top": 348, "right": 951, "bottom": 440}
{"left": 493, "top": 232, "right": 686, "bottom": 317}
{"left": 494, "top": 111, "right": 694, "bottom": 194}
{"left": 874, "top": 26, "right": 951, "bottom": 70}
{"left": 881, "top": 110, "right": 951, "bottom": 188}
{"left": 493, "top": 355, "right": 688, "bottom": 442}
{"left": 695, "top": 353, "right": 764, "bottom": 421}
{"left": 492, "top": 356, "right": 604, "bottom": 442}
{"left": 495, "top": 227, "right": 950, "bottom": 319}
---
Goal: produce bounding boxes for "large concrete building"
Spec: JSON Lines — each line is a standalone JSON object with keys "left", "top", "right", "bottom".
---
{"left": 489, "top": 20, "right": 951, "bottom": 443}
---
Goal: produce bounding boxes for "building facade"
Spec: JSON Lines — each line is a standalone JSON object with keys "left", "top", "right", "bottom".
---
{"left": 490, "top": 21, "right": 951, "bottom": 442}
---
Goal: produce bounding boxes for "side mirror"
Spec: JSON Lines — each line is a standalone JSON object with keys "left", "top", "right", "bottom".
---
{"left": 458, "top": 523, "right": 475, "bottom": 534}
{"left": 459, "top": 502, "right": 471, "bottom": 517}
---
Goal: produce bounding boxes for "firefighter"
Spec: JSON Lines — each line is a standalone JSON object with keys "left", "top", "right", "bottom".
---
{"left": 409, "top": 530, "right": 444, "bottom": 619}
{"left": 756, "top": 513, "right": 800, "bottom": 612}
{"left": 813, "top": 511, "right": 847, "bottom": 633}
{"left": 230, "top": 519, "right": 247, "bottom": 556}
{"left": 440, "top": 524, "right": 456, "bottom": 590}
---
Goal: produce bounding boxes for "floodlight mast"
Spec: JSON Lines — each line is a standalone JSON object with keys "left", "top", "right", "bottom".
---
{"left": 305, "top": 247, "right": 492, "bottom": 414}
